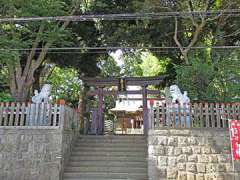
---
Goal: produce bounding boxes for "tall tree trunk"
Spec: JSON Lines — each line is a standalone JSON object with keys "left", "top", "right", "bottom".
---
{"left": 32, "top": 65, "right": 45, "bottom": 94}
{"left": 10, "top": 83, "right": 32, "bottom": 102}
{"left": 8, "top": 62, "right": 34, "bottom": 102}
{"left": 7, "top": 3, "right": 81, "bottom": 102}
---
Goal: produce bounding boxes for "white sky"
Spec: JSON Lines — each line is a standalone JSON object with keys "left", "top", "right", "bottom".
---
{"left": 109, "top": 49, "right": 124, "bottom": 67}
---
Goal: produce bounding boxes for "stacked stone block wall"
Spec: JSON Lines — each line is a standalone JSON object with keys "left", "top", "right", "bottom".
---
{"left": 0, "top": 127, "right": 79, "bottom": 180}
{"left": 148, "top": 129, "right": 240, "bottom": 180}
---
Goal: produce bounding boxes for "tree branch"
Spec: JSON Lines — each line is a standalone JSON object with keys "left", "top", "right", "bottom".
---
{"left": 188, "top": 0, "right": 198, "bottom": 27}
{"left": 186, "top": 20, "right": 206, "bottom": 50}
{"left": 23, "top": 23, "right": 45, "bottom": 78}
{"left": 173, "top": 17, "right": 184, "bottom": 53}
{"left": 173, "top": 17, "right": 189, "bottom": 64}
{"left": 31, "top": 1, "right": 82, "bottom": 76}
{"left": 7, "top": 63, "right": 17, "bottom": 93}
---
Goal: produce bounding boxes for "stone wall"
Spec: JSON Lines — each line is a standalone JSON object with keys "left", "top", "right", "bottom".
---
{"left": 60, "top": 128, "right": 79, "bottom": 179}
{"left": 0, "top": 126, "right": 79, "bottom": 180}
{"left": 148, "top": 129, "right": 240, "bottom": 180}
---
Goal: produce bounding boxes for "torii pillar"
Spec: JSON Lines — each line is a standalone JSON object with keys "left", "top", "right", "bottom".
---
{"left": 142, "top": 85, "right": 148, "bottom": 135}
{"left": 97, "top": 87, "right": 104, "bottom": 135}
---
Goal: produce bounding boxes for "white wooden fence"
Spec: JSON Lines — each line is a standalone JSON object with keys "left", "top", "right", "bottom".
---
{"left": 0, "top": 102, "right": 80, "bottom": 129}
{"left": 149, "top": 102, "right": 240, "bottom": 129}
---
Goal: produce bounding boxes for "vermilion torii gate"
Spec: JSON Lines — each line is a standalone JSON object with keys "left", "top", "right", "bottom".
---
{"left": 82, "top": 76, "right": 166, "bottom": 135}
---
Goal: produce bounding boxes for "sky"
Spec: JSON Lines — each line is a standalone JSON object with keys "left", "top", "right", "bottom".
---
{"left": 109, "top": 49, "right": 124, "bottom": 67}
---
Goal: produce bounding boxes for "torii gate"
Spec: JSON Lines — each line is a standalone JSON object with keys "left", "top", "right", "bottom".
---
{"left": 82, "top": 76, "right": 166, "bottom": 135}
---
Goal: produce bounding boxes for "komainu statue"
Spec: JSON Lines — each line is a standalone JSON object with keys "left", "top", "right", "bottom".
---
{"left": 32, "top": 84, "right": 51, "bottom": 103}
{"left": 169, "top": 85, "right": 190, "bottom": 104}
{"left": 168, "top": 84, "right": 190, "bottom": 127}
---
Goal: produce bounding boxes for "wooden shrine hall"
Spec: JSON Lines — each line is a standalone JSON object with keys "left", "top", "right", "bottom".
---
{"left": 82, "top": 76, "right": 166, "bottom": 135}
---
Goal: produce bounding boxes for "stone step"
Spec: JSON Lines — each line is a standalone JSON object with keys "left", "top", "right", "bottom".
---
{"left": 63, "top": 172, "right": 147, "bottom": 179}
{"left": 77, "top": 138, "right": 146, "bottom": 143}
{"left": 69, "top": 155, "right": 147, "bottom": 162}
{"left": 65, "top": 166, "right": 147, "bottom": 173}
{"left": 74, "top": 142, "right": 146, "bottom": 148}
{"left": 73, "top": 146, "right": 147, "bottom": 153}
{"left": 63, "top": 178, "right": 146, "bottom": 180}
{"left": 78, "top": 135, "right": 145, "bottom": 140}
{"left": 67, "top": 161, "right": 147, "bottom": 168}
{"left": 71, "top": 151, "right": 147, "bottom": 157}
{"left": 63, "top": 136, "right": 148, "bottom": 180}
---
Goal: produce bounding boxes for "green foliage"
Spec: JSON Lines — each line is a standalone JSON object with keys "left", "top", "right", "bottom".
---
{"left": 0, "top": 65, "right": 9, "bottom": 90}
{"left": 0, "top": 0, "right": 73, "bottom": 64}
{"left": 0, "top": 92, "right": 14, "bottom": 102}
{"left": 175, "top": 59, "right": 215, "bottom": 100}
{"left": 141, "top": 52, "right": 170, "bottom": 77}
{"left": 99, "top": 51, "right": 170, "bottom": 78}
{"left": 46, "top": 67, "right": 82, "bottom": 106}
{"left": 98, "top": 56, "right": 121, "bottom": 77}
{"left": 122, "top": 52, "right": 142, "bottom": 76}
{"left": 0, "top": 0, "right": 239, "bottom": 104}
{"left": 0, "top": 65, "right": 14, "bottom": 102}
{"left": 175, "top": 51, "right": 240, "bottom": 102}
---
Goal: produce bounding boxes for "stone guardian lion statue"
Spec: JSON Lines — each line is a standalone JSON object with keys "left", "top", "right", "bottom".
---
{"left": 32, "top": 84, "right": 51, "bottom": 103}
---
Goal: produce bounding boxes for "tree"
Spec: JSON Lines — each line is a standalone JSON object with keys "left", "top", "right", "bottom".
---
{"left": 141, "top": 52, "right": 170, "bottom": 77}
{"left": 173, "top": 0, "right": 240, "bottom": 64}
{"left": 175, "top": 50, "right": 240, "bottom": 101}
{"left": 0, "top": 0, "right": 81, "bottom": 102}
{"left": 0, "top": 65, "right": 14, "bottom": 102}
{"left": 46, "top": 67, "right": 82, "bottom": 106}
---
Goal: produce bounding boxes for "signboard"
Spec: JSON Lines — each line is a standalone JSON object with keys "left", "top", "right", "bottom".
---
{"left": 230, "top": 120, "right": 240, "bottom": 160}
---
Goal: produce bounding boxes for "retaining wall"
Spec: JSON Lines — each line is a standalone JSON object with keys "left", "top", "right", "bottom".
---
{"left": 148, "top": 129, "right": 240, "bottom": 180}
{"left": 0, "top": 126, "right": 79, "bottom": 180}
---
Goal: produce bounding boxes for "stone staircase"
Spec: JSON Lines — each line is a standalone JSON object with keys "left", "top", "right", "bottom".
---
{"left": 63, "top": 135, "right": 148, "bottom": 180}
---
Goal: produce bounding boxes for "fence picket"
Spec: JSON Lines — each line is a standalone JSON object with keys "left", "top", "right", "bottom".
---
{"left": 161, "top": 103, "right": 165, "bottom": 126}
{"left": 3, "top": 103, "right": 8, "bottom": 126}
{"left": 26, "top": 103, "right": 31, "bottom": 125}
{"left": 8, "top": 102, "right": 15, "bottom": 126}
{"left": 200, "top": 103, "right": 204, "bottom": 128}
{"left": 20, "top": 103, "right": 26, "bottom": 126}
{"left": 210, "top": 103, "right": 214, "bottom": 128}
{"left": 39, "top": 103, "right": 45, "bottom": 126}
{"left": 205, "top": 103, "right": 209, "bottom": 128}
{"left": 233, "top": 103, "right": 237, "bottom": 120}
{"left": 183, "top": 103, "right": 187, "bottom": 128}
{"left": 48, "top": 104, "right": 52, "bottom": 125}
{"left": 189, "top": 103, "right": 192, "bottom": 128}
{"left": 53, "top": 104, "right": 58, "bottom": 126}
{"left": 0, "top": 102, "right": 3, "bottom": 125}
{"left": 172, "top": 104, "right": 176, "bottom": 128}
{"left": 226, "top": 103, "right": 231, "bottom": 123}
{"left": 221, "top": 103, "right": 225, "bottom": 128}
{"left": 14, "top": 103, "right": 20, "bottom": 126}
{"left": 215, "top": 103, "right": 220, "bottom": 128}
{"left": 150, "top": 107, "right": 154, "bottom": 129}
{"left": 177, "top": 104, "right": 181, "bottom": 128}
{"left": 156, "top": 102, "right": 160, "bottom": 128}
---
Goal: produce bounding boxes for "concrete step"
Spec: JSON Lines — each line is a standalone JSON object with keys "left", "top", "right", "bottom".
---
{"left": 71, "top": 151, "right": 147, "bottom": 157}
{"left": 73, "top": 146, "right": 147, "bottom": 153}
{"left": 69, "top": 155, "right": 147, "bottom": 162}
{"left": 67, "top": 161, "right": 147, "bottom": 168}
{"left": 77, "top": 138, "right": 146, "bottom": 143}
{"left": 74, "top": 142, "right": 146, "bottom": 148}
{"left": 78, "top": 135, "right": 146, "bottom": 140}
{"left": 64, "top": 166, "right": 147, "bottom": 173}
{"left": 63, "top": 178, "right": 146, "bottom": 180}
{"left": 63, "top": 136, "right": 148, "bottom": 180}
{"left": 63, "top": 172, "right": 147, "bottom": 179}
